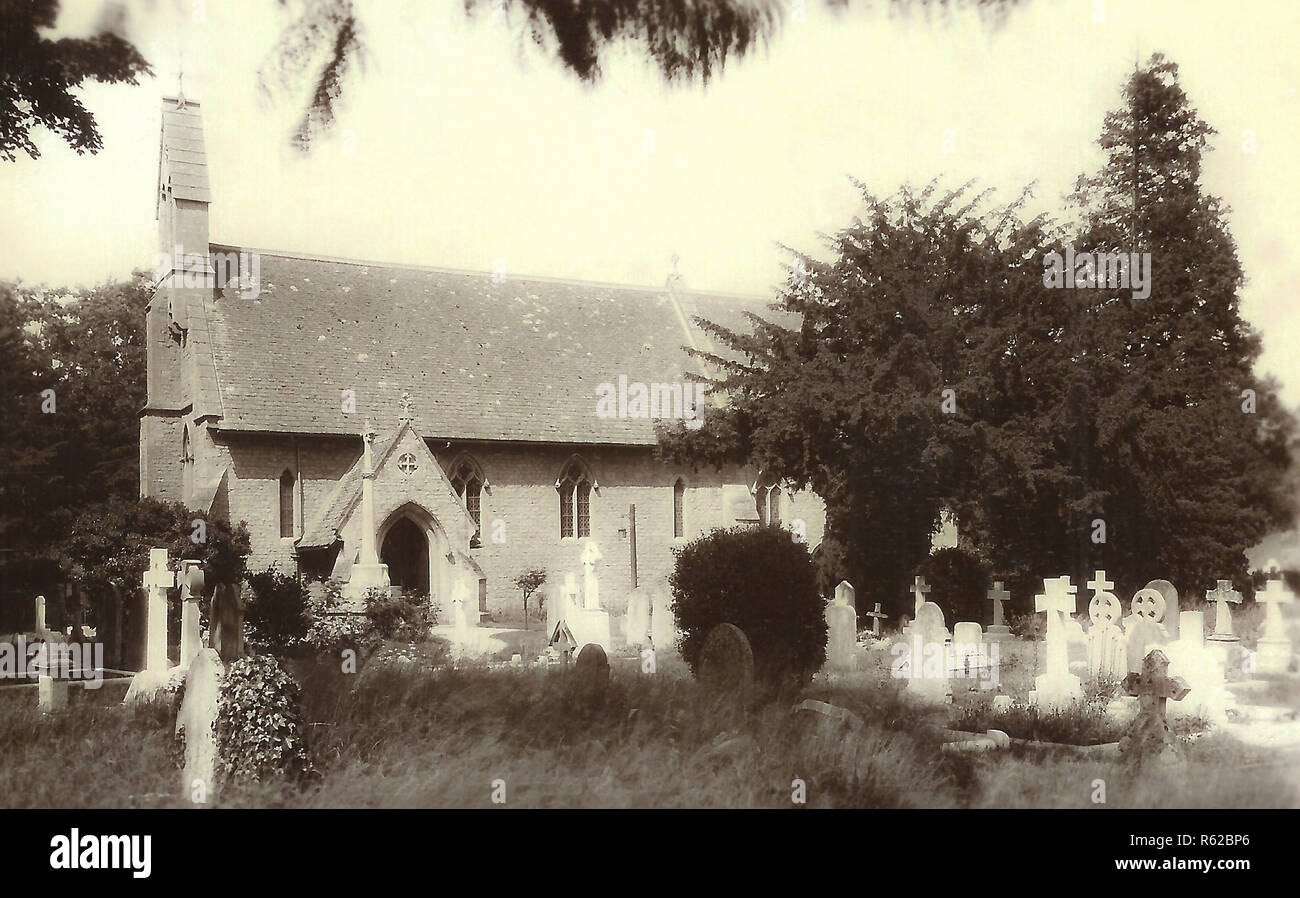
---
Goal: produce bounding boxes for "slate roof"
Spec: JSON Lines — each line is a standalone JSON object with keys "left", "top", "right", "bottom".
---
{"left": 201, "top": 247, "right": 777, "bottom": 444}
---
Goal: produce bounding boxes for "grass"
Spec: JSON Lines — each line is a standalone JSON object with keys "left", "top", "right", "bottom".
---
{"left": 1, "top": 638, "right": 1296, "bottom": 808}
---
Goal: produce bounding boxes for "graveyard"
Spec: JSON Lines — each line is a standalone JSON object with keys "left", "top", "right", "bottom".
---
{"left": 1, "top": 538, "right": 1297, "bottom": 809}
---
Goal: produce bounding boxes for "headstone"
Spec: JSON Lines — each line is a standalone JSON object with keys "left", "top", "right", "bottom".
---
{"left": 1125, "top": 587, "right": 1169, "bottom": 673}
{"left": 573, "top": 643, "right": 610, "bottom": 703}
{"left": 209, "top": 582, "right": 245, "bottom": 664}
{"left": 581, "top": 540, "right": 602, "bottom": 610}
{"left": 865, "top": 602, "right": 888, "bottom": 637}
{"left": 625, "top": 588, "right": 650, "bottom": 647}
{"left": 906, "top": 601, "right": 950, "bottom": 701}
{"left": 38, "top": 675, "right": 68, "bottom": 713}
{"left": 1085, "top": 570, "right": 1126, "bottom": 681}
{"left": 985, "top": 581, "right": 1011, "bottom": 642}
{"left": 179, "top": 560, "right": 205, "bottom": 670}
{"left": 1033, "top": 576, "right": 1082, "bottom": 709}
{"left": 175, "top": 648, "right": 224, "bottom": 801}
{"left": 545, "top": 576, "right": 576, "bottom": 647}
{"left": 824, "top": 581, "right": 858, "bottom": 672}
{"left": 1143, "top": 579, "right": 1180, "bottom": 641}
{"left": 650, "top": 586, "right": 676, "bottom": 654}
{"left": 1205, "top": 580, "right": 1242, "bottom": 643}
{"left": 951, "top": 621, "right": 984, "bottom": 680}
{"left": 1256, "top": 568, "right": 1295, "bottom": 675}
{"left": 696, "top": 623, "right": 755, "bottom": 692}
{"left": 1120, "top": 648, "right": 1190, "bottom": 763}
{"left": 124, "top": 548, "right": 177, "bottom": 704}
{"left": 1164, "top": 610, "right": 1228, "bottom": 725}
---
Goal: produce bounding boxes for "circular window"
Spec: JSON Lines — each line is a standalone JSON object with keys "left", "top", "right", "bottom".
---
{"left": 397, "top": 453, "right": 418, "bottom": 475}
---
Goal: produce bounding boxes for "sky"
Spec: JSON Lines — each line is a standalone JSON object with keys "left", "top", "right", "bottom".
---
{"left": 2, "top": 0, "right": 1299, "bottom": 402}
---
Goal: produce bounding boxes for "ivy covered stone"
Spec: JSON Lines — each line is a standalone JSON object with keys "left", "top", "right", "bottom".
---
{"left": 214, "top": 655, "right": 311, "bottom": 784}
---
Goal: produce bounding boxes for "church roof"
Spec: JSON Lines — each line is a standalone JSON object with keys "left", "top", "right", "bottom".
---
{"left": 202, "top": 247, "right": 776, "bottom": 445}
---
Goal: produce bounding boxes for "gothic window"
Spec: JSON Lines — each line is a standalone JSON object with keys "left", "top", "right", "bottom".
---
{"left": 755, "top": 474, "right": 782, "bottom": 527}
{"left": 673, "top": 478, "right": 685, "bottom": 538}
{"left": 279, "top": 469, "right": 295, "bottom": 538}
{"left": 448, "top": 454, "right": 484, "bottom": 549}
{"left": 558, "top": 457, "right": 594, "bottom": 539}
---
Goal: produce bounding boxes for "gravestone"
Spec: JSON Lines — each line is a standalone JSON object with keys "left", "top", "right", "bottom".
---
{"left": 865, "top": 603, "right": 888, "bottom": 637}
{"left": 1256, "top": 569, "right": 1295, "bottom": 675}
{"left": 209, "top": 582, "right": 245, "bottom": 664}
{"left": 906, "top": 601, "right": 949, "bottom": 701}
{"left": 1125, "top": 587, "right": 1169, "bottom": 673}
{"left": 1144, "top": 579, "right": 1181, "bottom": 641}
{"left": 566, "top": 559, "right": 612, "bottom": 654}
{"left": 124, "top": 548, "right": 177, "bottom": 704}
{"left": 1205, "top": 580, "right": 1242, "bottom": 644}
{"left": 1085, "top": 570, "right": 1126, "bottom": 681}
{"left": 1120, "top": 648, "right": 1190, "bottom": 763}
{"left": 696, "top": 623, "right": 755, "bottom": 692}
{"left": 625, "top": 588, "right": 650, "bottom": 647}
{"left": 1164, "top": 610, "right": 1227, "bottom": 725}
{"left": 951, "top": 621, "right": 984, "bottom": 680}
{"left": 175, "top": 648, "right": 224, "bottom": 802}
{"left": 985, "top": 581, "right": 1011, "bottom": 643}
{"left": 911, "top": 576, "right": 931, "bottom": 617}
{"left": 1033, "top": 576, "right": 1081, "bottom": 709}
{"left": 38, "top": 675, "right": 68, "bottom": 713}
{"left": 179, "top": 560, "right": 205, "bottom": 670}
{"left": 824, "top": 581, "right": 858, "bottom": 672}
{"left": 574, "top": 643, "right": 611, "bottom": 703}
{"left": 650, "top": 586, "right": 676, "bottom": 654}
{"left": 34, "top": 594, "right": 52, "bottom": 640}
{"left": 545, "top": 576, "right": 576, "bottom": 648}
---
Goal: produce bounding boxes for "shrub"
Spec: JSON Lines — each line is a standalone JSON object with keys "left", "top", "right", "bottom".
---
{"left": 303, "top": 579, "right": 378, "bottom": 658}
{"left": 917, "top": 547, "right": 989, "bottom": 625}
{"left": 671, "top": 526, "right": 825, "bottom": 687}
{"left": 364, "top": 587, "right": 433, "bottom": 641}
{"left": 214, "top": 655, "right": 311, "bottom": 784}
{"left": 244, "top": 566, "right": 309, "bottom": 651}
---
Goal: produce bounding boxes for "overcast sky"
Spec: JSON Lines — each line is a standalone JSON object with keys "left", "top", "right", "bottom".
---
{"left": 2, "top": 0, "right": 1298, "bottom": 402}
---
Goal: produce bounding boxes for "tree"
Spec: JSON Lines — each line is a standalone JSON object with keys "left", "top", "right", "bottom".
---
{"left": 0, "top": 0, "right": 151, "bottom": 161}
{"left": 659, "top": 180, "right": 1058, "bottom": 618}
{"left": 659, "top": 56, "right": 1298, "bottom": 618}
{"left": 513, "top": 568, "right": 547, "bottom": 627}
{"left": 0, "top": 275, "right": 148, "bottom": 597}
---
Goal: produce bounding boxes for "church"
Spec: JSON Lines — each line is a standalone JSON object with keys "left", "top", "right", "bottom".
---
{"left": 140, "top": 96, "right": 826, "bottom": 621}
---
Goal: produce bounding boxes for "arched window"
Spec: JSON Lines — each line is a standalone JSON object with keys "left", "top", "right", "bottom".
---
{"left": 448, "top": 454, "right": 484, "bottom": 549}
{"left": 673, "top": 478, "right": 685, "bottom": 538}
{"left": 181, "top": 426, "right": 194, "bottom": 502}
{"left": 557, "top": 457, "right": 593, "bottom": 539}
{"left": 755, "top": 474, "right": 782, "bottom": 527}
{"left": 279, "top": 469, "right": 295, "bottom": 538}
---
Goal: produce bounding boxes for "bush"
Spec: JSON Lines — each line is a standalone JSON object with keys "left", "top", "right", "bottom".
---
{"left": 303, "top": 580, "right": 378, "bottom": 658}
{"left": 917, "top": 547, "right": 990, "bottom": 625}
{"left": 214, "top": 655, "right": 311, "bottom": 783}
{"left": 364, "top": 588, "right": 433, "bottom": 641}
{"left": 671, "top": 526, "right": 825, "bottom": 687}
{"left": 244, "top": 566, "right": 309, "bottom": 651}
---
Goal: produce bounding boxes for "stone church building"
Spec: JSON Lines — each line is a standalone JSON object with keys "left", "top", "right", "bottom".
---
{"left": 140, "top": 97, "right": 825, "bottom": 622}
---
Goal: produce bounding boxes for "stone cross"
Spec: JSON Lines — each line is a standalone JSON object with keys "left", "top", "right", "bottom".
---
{"left": 1205, "top": 579, "right": 1242, "bottom": 639}
{"left": 865, "top": 602, "right": 888, "bottom": 636}
{"left": 987, "top": 581, "right": 1009, "bottom": 627}
{"left": 1120, "top": 648, "right": 1190, "bottom": 761}
{"left": 911, "top": 575, "right": 931, "bottom": 617}
{"left": 1258, "top": 575, "right": 1294, "bottom": 641}
{"left": 141, "top": 548, "right": 176, "bottom": 674}
{"left": 1034, "top": 576, "right": 1079, "bottom": 706}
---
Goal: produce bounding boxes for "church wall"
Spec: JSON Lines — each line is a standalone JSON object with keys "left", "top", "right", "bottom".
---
{"left": 139, "top": 414, "right": 184, "bottom": 502}
{"left": 203, "top": 431, "right": 826, "bottom": 621}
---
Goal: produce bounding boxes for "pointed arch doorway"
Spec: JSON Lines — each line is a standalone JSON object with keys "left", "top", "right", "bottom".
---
{"left": 380, "top": 516, "right": 430, "bottom": 595}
